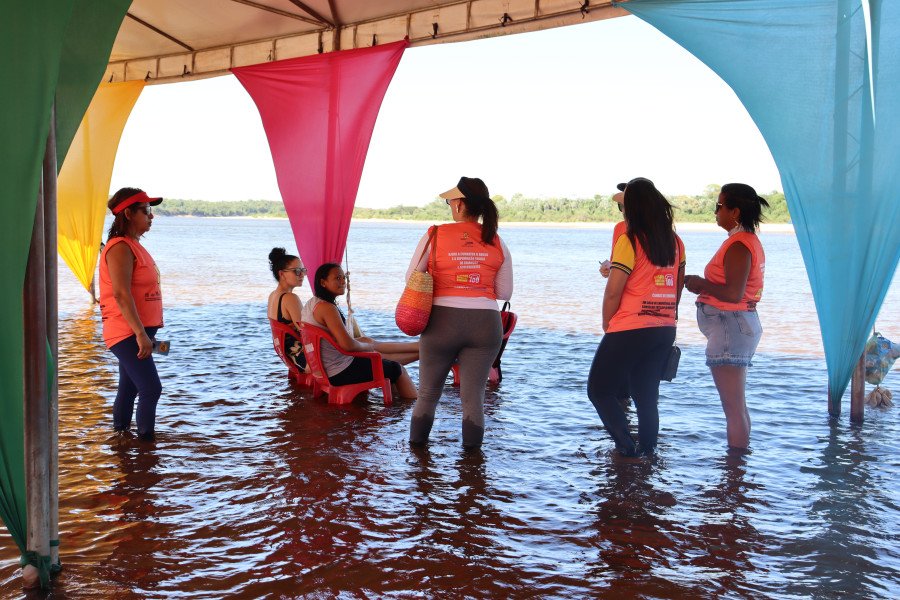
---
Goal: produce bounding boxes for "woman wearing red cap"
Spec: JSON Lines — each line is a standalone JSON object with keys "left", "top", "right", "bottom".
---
{"left": 98, "top": 187, "right": 164, "bottom": 442}
{"left": 406, "top": 176, "right": 513, "bottom": 449}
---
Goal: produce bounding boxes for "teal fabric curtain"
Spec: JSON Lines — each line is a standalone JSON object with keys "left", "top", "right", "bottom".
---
{"left": 0, "top": 0, "right": 129, "bottom": 580}
{"left": 618, "top": 0, "right": 900, "bottom": 409}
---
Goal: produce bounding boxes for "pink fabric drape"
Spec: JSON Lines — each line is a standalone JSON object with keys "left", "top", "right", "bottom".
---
{"left": 232, "top": 40, "right": 408, "bottom": 280}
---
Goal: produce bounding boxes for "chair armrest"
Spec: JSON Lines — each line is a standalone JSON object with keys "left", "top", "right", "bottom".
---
{"left": 345, "top": 350, "right": 386, "bottom": 381}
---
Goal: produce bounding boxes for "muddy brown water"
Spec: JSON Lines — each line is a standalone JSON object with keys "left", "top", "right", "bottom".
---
{"left": 2, "top": 219, "right": 898, "bottom": 598}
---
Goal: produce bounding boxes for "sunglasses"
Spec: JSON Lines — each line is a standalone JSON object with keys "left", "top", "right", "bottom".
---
{"left": 714, "top": 202, "right": 724, "bottom": 213}
{"left": 133, "top": 205, "right": 152, "bottom": 215}
{"left": 617, "top": 203, "right": 624, "bottom": 213}
{"left": 282, "top": 267, "right": 307, "bottom": 277}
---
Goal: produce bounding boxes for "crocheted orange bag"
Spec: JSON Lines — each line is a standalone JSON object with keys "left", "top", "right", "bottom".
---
{"left": 396, "top": 226, "right": 437, "bottom": 336}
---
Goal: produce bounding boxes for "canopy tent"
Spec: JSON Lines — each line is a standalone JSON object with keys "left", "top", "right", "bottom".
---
{"left": 103, "top": 0, "right": 628, "bottom": 84}
{"left": 3, "top": 0, "right": 899, "bottom": 591}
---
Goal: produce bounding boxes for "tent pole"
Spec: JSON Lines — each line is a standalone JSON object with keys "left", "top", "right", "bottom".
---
{"left": 828, "top": 0, "right": 852, "bottom": 418}
{"left": 43, "top": 103, "right": 61, "bottom": 572}
{"left": 850, "top": 353, "right": 865, "bottom": 424}
{"left": 22, "top": 147, "right": 51, "bottom": 590}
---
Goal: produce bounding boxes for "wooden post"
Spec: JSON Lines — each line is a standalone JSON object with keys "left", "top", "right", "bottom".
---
{"left": 850, "top": 352, "right": 865, "bottom": 424}
{"left": 42, "top": 104, "right": 60, "bottom": 572}
{"left": 23, "top": 162, "right": 51, "bottom": 590}
{"left": 827, "top": 0, "right": 853, "bottom": 418}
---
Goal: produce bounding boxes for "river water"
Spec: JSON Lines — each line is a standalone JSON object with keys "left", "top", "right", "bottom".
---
{"left": 1, "top": 218, "right": 899, "bottom": 598}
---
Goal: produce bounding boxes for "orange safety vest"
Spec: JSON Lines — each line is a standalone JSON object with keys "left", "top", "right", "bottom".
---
{"left": 609, "top": 221, "right": 626, "bottom": 260}
{"left": 607, "top": 234, "right": 684, "bottom": 333}
{"left": 99, "top": 237, "right": 163, "bottom": 348}
{"left": 699, "top": 231, "right": 765, "bottom": 311}
{"left": 431, "top": 222, "right": 504, "bottom": 299}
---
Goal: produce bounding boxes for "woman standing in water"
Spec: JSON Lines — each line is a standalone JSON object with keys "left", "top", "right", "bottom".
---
{"left": 99, "top": 188, "right": 164, "bottom": 442}
{"left": 406, "top": 176, "right": 513, "bottom": 449}
{"left": 587, "top": 177, "right": 684, "bottom": 457}
{"left": 266, "top": 247, "right": 307, "bottom": 370}
{"left": 684, "top": 183, "right": 767, "bottom": 450}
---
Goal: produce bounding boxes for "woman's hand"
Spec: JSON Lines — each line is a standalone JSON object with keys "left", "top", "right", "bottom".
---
{"left": 136, "top": 331, "right": 153, "bottom": 359}
{"left": 599, "top": 260, "right": 611, "bottom": 278}
{"left": 684, "top": 274, "right": 705, "bottom": 295}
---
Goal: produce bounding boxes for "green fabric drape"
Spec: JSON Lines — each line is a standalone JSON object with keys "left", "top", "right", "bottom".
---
{"left": 56, "top": 0, "right": 134, "bottom": 172}
{"left": 0, "top": 0, "right": 129, "bottom": 571}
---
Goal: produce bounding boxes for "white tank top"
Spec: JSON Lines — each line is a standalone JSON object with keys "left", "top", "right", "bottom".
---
{"left": 301, "top": 297, "right": 354, "bottom": 378}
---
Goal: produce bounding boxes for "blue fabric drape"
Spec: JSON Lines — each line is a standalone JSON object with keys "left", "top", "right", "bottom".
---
{"left": 618, "top": 0, "right": 900, "bottom": 411}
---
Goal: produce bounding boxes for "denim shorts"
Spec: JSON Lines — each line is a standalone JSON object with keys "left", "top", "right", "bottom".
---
{"left": 696, "top": 303, "right": 763, "bottom": 367}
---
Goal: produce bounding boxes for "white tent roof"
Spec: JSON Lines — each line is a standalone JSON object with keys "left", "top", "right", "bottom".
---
{"left": 106, "top": 0, "right": 627, "bottom": 83}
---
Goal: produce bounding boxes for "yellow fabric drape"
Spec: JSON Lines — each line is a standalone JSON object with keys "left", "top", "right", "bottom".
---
{"left": 58, "top": 81, "right": 144, "bottom": 293}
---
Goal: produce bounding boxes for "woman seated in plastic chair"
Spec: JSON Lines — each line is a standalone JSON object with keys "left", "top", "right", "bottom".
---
{"left": 302, "top": 263, "right": 418, "bottom": 399}
{"left": 266, "top": 247, "right": 307, "bottom": 371}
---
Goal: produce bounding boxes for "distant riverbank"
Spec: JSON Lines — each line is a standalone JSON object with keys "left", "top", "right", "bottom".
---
{"left": 353, "top": 217, "right": 794, "bottom": 233}
{"left": 154, "top": 187, "right": 793, "bottom": 224}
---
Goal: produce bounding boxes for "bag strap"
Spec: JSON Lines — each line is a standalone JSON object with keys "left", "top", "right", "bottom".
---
{"left": 423, "top": 225, "right": 437, "bottom": 272}
{"left": 500, "top": 301, "right": 510, "bottom": 313}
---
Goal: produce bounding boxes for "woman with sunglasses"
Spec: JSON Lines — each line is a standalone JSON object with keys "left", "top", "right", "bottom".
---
{"left": 406, "top": 176, "right": 513, "bottom": 449}
{"left": 267, "top": 247, "right": 308, "bottom": 370}
{"left": 99, "top": 187, "right": 165, "bottom": 442}
{"left": 684, "top": 184, "right": 768, "bottom": 450}
{"left": 303, "top": 263, "right": 418, "bottom": 398}
{"left": 587, "top": 177, "right": 684, "bottom": 457}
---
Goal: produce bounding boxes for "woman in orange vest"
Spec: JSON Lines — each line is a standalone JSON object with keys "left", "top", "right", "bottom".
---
{"left": 407, "top": 176, "right": 513, "bottom": 449}
{"left": 98, "top": 188, "right": 164, "bottom": 442}
{"left": 684, "top": 183, "right": 768, "bottom": 450}
{"left": 587, "top": 177, "right": 684, "bottom": 457}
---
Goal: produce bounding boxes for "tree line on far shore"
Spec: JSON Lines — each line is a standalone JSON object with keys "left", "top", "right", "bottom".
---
{"left": 153, "top": 185, "right": 791, "bottom": 223}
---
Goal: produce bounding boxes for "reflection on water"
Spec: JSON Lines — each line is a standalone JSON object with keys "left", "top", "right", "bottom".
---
{"left": 1, "top": 220, "right": 898, "bottom": 598}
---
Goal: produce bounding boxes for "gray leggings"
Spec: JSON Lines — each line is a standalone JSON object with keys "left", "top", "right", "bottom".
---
{"left": 409, "top": 305, "right": 502, "bottom": 448}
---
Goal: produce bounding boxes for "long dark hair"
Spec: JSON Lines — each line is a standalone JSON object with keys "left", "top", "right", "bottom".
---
{"left": 313, "top": 262, "right": 342, "bottom": 304}
{"left": 457, "top": 177, "right": 499, "bottom": 245}
{"left": 106, "top": 187, "right": 143, "bottom": 240}
{"left": 623, "top": 178, "right": 676, "bottom": 267}
{"left": 268, "top": 247, "right": 299, "bottom": 281}
{"left": 720, "top": 183, "right": 769, "bottom": 231}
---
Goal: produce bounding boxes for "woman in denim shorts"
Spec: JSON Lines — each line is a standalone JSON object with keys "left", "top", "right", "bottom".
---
{"left": 684, "top": 183, "right": 768, "bottom": 449}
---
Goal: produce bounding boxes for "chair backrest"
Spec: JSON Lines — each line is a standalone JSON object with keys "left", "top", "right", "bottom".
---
{"left": 269, "top": 319, "right": 302, "bottom": 376}
{"left": 493, "top": 309, "right": 518, "bottom": 369}
{"left": 299, "top": 323, "right": 331, "bottom": 383}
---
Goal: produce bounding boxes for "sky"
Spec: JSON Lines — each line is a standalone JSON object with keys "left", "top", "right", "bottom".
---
{"left": 110, "top": 14, "right": 782, "bottom": 208}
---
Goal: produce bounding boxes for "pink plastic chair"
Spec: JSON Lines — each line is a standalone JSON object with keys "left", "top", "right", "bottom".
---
{"left": 300, "top": 323, "right": 393, "bottom": 405}
{"left": 451, "top": 306, "right": 518, "bottom": 386}
{"left": 269, "top": 319, "right": 315, "bottom": 389}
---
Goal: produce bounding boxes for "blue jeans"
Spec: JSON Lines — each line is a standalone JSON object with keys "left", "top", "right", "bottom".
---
{"left": 586, "top": 326, "right": 676, "bottom": 456}
{"left": 696, "top": 303, "right": 762, "bottom": 367}
{"left": 109, "top": 326, "right": 161, "bottom": 439}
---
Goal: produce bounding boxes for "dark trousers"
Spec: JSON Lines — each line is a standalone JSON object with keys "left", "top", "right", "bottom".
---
{"left": 109, "top": 326, "right": 161, "bottom": 439}
{"left": 586, "top": 326, "right": 675, "bottom": 455}
{"left": 410, "top": 306, "right": 502, "bottom": 449}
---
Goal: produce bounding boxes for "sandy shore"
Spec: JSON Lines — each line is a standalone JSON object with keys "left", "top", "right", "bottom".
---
{"left": 353, "top": 217, "right": 795, "bottom": 233}
{"left": 168, "top": 215, "right": 794, "bottom": 233}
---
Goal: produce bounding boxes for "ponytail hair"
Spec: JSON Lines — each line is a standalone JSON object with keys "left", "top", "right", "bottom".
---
{"left": 457, "top": 177, "right": 499, "bottom": 244}
{"left": 106, "top": 187, "right": 143, "bottom": 240}
{"left": 313, "top": 262, "right": 342, "bottom": 304}
{"left": 720, "top": 183, "right": 769, "bottom": 231}
{"left": 268, "top": 247, "right": 299, "bottom": 281}
{"left": 622, "top": 177, "right": 677, "bottom": 267}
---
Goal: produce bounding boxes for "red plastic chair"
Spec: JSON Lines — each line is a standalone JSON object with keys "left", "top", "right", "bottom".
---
{"left": 300, "top": 323, "right": 393, "bottom": 406}
{"left": 451, "top": 306, "right": 518, "bottom": 386}
{"left": 269, "top": 319, "right": 315, "bottom": 389}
